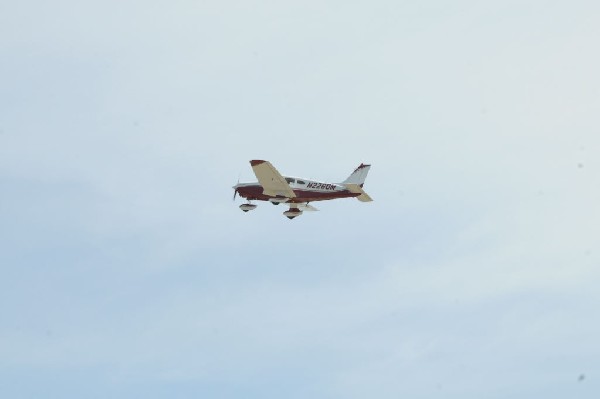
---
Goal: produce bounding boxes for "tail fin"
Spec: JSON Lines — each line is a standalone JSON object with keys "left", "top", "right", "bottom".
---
{"left": 342, "top": 163, "right": 371, "bottom": 187}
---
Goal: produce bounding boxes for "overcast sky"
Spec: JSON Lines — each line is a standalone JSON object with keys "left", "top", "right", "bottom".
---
{"left": 1, "top": 1, "right": 599, "bottom": 398}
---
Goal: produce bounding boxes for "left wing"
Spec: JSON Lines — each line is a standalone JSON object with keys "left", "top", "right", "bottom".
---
{"left": 250, "top": 160, "right": 296, "bottom": 198}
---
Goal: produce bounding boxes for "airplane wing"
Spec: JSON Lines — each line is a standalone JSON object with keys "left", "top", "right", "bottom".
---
{"left": 250, "top": 160, "right": 296, "bottom": 198}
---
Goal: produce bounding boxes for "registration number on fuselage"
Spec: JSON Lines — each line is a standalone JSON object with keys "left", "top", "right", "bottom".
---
{"left": 306, "top": 182, "right": 336, "bottom": 191}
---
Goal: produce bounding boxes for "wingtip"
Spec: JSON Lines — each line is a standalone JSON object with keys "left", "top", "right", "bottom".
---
{"left": 250, "top": 160, "right": 266, "bottom": 166}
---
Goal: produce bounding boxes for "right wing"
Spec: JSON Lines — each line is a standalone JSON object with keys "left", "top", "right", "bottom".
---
{"left": 250, "top": 160, "right": 296, "bottom": 198}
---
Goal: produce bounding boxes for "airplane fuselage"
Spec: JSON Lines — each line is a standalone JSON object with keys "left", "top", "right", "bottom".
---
{"left": 235, "top": 177, "right": 359, "bottom": 203}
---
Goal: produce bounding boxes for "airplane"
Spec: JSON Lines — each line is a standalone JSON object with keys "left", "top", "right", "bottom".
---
{"left": 233, "top": 160, "right": 372, "bottom": 219}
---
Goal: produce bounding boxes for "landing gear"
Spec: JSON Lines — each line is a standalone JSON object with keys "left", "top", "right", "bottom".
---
{"left": 269, "top": 197, "right": 288, "bottom": 205}
{"left": 239, "top": 202, "right": 257, "bottom": 212}
{"left": 283, "top": 206, "right": 303, "bottom": 220}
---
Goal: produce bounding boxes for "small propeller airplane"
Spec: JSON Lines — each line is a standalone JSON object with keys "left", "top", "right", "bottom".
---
{"left": 233, "top": 160, "right": 373, "bottom": 219}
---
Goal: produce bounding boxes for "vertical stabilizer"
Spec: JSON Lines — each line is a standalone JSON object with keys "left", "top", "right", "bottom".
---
{"left": 342, "top": 163, "right": 371, "bottom": 186}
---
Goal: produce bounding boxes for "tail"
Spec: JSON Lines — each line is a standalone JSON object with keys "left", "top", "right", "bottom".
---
{"left": 342, "top": 163, "right": 371, "bottom": 187}
{"left": 342, "top": 163, "right": 373, "bottom": 202}
{"left": 344, "top": 183, "right": 373, "bottom": 202}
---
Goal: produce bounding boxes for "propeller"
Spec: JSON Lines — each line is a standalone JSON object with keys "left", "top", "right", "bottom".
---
{"left": 233, "top": 175, "right": 240, "bottom": 201}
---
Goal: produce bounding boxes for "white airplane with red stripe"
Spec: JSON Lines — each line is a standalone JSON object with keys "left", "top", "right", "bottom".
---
{"left": 233, "top": 160, "right": 372, "bottom": 219}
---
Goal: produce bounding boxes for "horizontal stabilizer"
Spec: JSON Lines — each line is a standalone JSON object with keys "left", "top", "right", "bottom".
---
{"left": 344, "top": 183, "right": 373, "bottom": 202}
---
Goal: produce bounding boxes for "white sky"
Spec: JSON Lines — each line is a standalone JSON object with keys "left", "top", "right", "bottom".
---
{"left": 1, "top": 1, "right": 600, "bottom": 397}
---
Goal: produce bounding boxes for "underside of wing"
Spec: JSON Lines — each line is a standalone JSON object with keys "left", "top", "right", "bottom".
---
{"left": 250, "top": 160, "right": 296, "bottom": 198}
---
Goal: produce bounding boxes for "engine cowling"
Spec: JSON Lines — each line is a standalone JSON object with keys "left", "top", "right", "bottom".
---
{"left": 239, "top": 204, "right": 257, "bottom": 212}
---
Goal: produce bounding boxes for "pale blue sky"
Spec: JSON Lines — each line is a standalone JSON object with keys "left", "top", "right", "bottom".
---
{"left": 1, "top": 1, "right": 599, "bottom": 398}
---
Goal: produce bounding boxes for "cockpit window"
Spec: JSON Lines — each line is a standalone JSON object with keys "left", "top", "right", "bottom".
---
{"left": 285, "top": 178, "right": 295, "bottom": 184}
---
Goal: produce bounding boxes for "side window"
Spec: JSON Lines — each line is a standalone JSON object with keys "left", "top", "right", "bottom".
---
{"left": 296, "top": 180, "right": 306, "bottom": 185}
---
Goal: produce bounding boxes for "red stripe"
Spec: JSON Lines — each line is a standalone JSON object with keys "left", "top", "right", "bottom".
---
{"left": 236, "top": 185, "right": 359, "bottom": 202}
